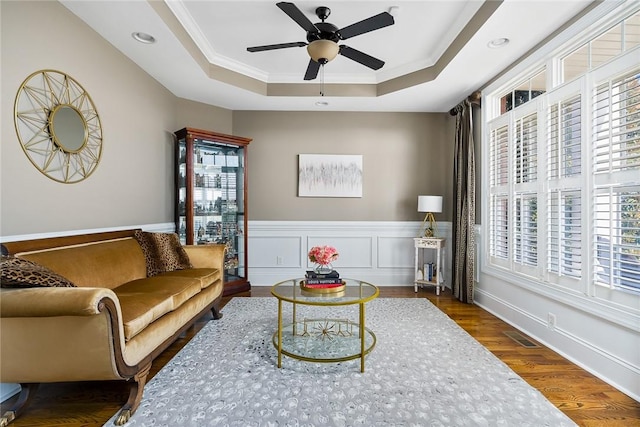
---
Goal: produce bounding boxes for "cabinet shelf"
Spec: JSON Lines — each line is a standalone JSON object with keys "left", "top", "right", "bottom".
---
{"left": 415, "top": 279, "right": 438, "bottom": 285}
{"left": 175, "top": 127, "right": 252, "bottom": 296}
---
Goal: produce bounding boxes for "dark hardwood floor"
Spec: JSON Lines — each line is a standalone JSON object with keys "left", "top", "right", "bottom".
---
{"left": 2, "top": 286, "right": 639, "bottom": 426}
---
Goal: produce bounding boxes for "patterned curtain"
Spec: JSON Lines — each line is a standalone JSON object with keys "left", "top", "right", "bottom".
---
{"left": 452, "top": 100, "right": 476, "bottom": 303}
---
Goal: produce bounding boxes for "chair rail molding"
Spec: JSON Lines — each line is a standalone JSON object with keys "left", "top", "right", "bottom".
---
{"left": 0, "top": 223, "right": 175, "bottom": 243}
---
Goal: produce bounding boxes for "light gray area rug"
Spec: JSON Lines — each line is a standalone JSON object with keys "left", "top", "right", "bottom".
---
{"left": 108, "top": 297, "right": 576, "bottom": 427}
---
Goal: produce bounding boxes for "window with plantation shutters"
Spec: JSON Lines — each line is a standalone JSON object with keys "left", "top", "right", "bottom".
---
{"left": 548, "top": 189, "right": 582, "bottom": 279}
{"left": 490, "top": 124, "right": 509, "bottom": 187}
{"left": 593, "top": 70, "right": 640, "bottom": 178}
{"left": 514, "top": 113, "right": 538, "bottom": 183}
{"left": 592, "top": 68, "right": 640, "bottom": 292}
{"left": 514, "top": 193, "right": 538, "bottom": 267}
{"left": 549, "top": 94, "right": 582, "bottom": 179}
{"left": 546, "top": 85, "right": 584, "bottom": 286}
{"left": 490, "top": 194, "right": 509, "bottom": 261}
{"left": 513, "top": 109, "right": 539, "bottom": 271}
{"left": 594, "top": 186, "right": 640, "bottom": 291}
{"left": 483, "top": 4, "right": 640, "bottom": 325}
{"left": 489, "top": 121, "right": 510, "bottom": 264}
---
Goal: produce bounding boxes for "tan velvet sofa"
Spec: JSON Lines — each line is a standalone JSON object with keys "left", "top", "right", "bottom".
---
{"left": 0, "top": 229, "right": 226, "bottom": 426}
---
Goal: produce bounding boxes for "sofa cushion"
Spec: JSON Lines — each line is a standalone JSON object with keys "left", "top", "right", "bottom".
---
{"left": 134, "top": 231, "right": 192, "bottom": 277}
{"left": 158, "top": 268, "right": 221, "bottom": 289}
{"left": 1, "top": 256, "right": 76, "bottom": 288}
{"left": 16, "top": 238, "right": 148, "bottom": 289}
{"left": 114, "top": 276, "right": 201, "bottom": 340}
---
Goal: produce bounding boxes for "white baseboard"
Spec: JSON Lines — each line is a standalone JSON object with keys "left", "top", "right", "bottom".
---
{"left": 474, "top": 287, "right": 640, "bottom": 402}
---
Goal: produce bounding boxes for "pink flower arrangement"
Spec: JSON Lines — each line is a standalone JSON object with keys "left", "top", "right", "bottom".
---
{"left": 308, "top": 245, "right": 339, "bottom": 266}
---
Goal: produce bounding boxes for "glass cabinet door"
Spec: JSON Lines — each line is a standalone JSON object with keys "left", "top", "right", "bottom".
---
{"left": 175, "top": 128, "right": 251, "bottom": 295}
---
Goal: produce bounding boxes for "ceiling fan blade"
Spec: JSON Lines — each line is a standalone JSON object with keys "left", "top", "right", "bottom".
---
{"left": 339, "top": 45, "right": 385, "bottom": 70}
{"left": 277, "top": 2, "right": 319, "bottom": 33}
{"left": 247, "top": 41, "right": 307, "bottom": 52}
{"left": 303, "top": 59, "right": 320, "bottom": 80}
{"left": 338, "top": 12, "right": 394, "bottom": 40}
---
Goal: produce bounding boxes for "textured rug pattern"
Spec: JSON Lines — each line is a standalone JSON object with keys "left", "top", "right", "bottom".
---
{"left": 110, "top": 297, "right": 576, "bottom": 426}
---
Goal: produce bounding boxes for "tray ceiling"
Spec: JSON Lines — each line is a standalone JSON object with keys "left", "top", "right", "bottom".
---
{"left": 61, "top": 1, "right": 594, "bottom": 112}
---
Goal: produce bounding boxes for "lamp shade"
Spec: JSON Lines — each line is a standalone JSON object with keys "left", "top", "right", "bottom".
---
{"left": 307, "top": 40, "right": 340, "bottom": 64}
{"left": 418, "top": 195, "right": 443, "bottom": 213}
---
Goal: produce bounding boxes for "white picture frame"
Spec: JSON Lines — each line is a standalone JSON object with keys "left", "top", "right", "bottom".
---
{"left": 298, "top": 154, "right": 363, "bottom": 198}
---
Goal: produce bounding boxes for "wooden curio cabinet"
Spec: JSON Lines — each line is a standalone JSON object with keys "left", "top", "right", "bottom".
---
{"left": 174, "top": 127, "right": 251, "bottom": 296}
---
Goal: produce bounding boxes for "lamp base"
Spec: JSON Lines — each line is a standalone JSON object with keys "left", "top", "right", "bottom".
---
{"left": 418, "top": 212, "right": 438, "bottom": 238}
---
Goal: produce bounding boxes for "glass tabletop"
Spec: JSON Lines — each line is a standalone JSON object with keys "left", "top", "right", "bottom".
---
{"left": 271, "top": 278, "right": 379, "bottom": 306}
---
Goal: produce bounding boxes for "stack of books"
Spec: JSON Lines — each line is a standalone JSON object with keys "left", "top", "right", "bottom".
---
{"left": 303, "top": 269, "right": 343, "bottom": 290}
{"left": 423, "top": 263, "right": 436, "bottom": 281}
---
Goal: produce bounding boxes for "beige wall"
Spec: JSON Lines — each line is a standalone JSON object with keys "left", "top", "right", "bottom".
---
{"left": 1, "top": 1, "right": 456, "bottom": 237}
{"left": 174, "top": 98, "right": 233, "bottom": 135}
{"left": 1, "top": 1, "right": 174, "bottom": 235}
{"left": 234, "top": 111, "right": 455, "bottom": 222}
{"left": 0, "top": 1, "right": 232, "bottom": 237}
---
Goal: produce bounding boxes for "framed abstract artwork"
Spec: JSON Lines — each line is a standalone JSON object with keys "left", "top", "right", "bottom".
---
{"left": 298, "top": 154, "right": 363, "bottom": 197}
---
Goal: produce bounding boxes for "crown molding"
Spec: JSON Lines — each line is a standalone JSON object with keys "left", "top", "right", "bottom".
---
{"left": 150, "top": 0, "right": 502, "bottom": 98}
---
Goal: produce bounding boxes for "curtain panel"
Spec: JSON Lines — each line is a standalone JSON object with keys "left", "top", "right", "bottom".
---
{"left": 452, "top": 100, "right": 476, "bottom": 303}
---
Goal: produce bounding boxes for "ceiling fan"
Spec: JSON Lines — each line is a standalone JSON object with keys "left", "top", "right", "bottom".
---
{"left": 247, "top": 2, "right": 395, "bottom": 81}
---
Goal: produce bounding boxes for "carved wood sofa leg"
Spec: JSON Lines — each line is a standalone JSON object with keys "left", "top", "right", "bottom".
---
{"left": 114, "top": 363, "right": 151, "bottom": 426}
{"left": 0, "top": 383, "right": 39, "bottom": 427}
{"left": 211, "top": 305, "right": 223, "bottom": 320}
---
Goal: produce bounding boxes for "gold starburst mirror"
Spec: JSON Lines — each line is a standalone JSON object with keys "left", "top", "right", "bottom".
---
{"left": 14, "top": 70, "right": 103, "bottom": 183}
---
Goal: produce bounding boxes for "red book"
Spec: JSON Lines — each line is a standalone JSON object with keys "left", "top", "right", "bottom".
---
{"left": 303, "top": 282, "right": 344, "bottom": 288}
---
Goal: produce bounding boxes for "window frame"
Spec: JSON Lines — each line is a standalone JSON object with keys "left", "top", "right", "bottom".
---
{"left": 481, "top": 1, "right": 640, "bottom": 330}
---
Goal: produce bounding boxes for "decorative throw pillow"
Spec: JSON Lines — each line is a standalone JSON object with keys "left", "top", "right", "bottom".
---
{"left": 134, "top": 231, "right": 192, "bottom": 277}
{"left": 0, "top": 255, "right": 76, "bottom": 288}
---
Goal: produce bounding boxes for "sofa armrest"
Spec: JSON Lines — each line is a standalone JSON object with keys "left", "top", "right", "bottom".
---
{"left": 0, "top": 287, "right": 133, "bottom": 384}
{"left": 183, "top": 244, "right": 226, "bottom": 270}
{"left": 0, "top": 287, "right": 119, "bottom": 317}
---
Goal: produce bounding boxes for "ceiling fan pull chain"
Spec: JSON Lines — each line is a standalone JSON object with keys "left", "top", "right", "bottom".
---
{"left": 320, "top": 64, "right": 325, "bottom": 97}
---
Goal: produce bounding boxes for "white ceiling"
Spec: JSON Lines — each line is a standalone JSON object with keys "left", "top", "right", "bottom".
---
{"left": 60, "top": 0, "right": 593, "bottom": 112}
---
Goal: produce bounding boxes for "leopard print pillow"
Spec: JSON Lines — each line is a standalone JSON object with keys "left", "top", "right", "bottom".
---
{"left": 134, "top": 231, "right": 192, "bottom": 277}
{"left": 1, "top": 256, "right": 76, "bottom": 288}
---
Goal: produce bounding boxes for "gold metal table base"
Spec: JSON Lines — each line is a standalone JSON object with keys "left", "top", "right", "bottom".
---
{"left": 272, "top": 278, "right": 379, "bottom": 373}
{"left": 273, "top": 315, "right": 377, "bottom": 372}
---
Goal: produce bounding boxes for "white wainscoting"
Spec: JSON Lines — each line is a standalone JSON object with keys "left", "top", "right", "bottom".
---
{"left": 473, "top": 227, "right": 640, "bottom": 401}
{"left": 247, "top": 220, "right": 452, "bottom": 287}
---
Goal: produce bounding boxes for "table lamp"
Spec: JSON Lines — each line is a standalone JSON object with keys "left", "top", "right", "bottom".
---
{"left": 418, "top": 195, "right": 443, "bottom": 237}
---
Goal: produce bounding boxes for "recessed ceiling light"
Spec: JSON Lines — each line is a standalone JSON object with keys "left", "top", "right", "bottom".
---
{"left": 315, "top": 101, "right": 329, "bottom": 107}
{"left": 488, "top": 38, "right": 509, "bottom": 49}
{"left": 132, "top": 32, "right": 156, "bottom": 44}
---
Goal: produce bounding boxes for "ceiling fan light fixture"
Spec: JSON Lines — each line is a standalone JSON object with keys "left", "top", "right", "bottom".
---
{"left": 307, "top": 39, "right": 339, "bottom": 63}
{"left": 247, "top": 2, "right": 394, "bottom": 80}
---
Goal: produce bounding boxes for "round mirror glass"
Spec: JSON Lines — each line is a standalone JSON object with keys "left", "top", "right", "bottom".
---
{"left": 50, "top": 105, "right": 87, "bottom": 152}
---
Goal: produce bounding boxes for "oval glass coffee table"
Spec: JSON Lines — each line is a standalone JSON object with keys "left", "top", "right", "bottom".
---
{"left": 271, "top": 278, "right": 379, "bottom": 372}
